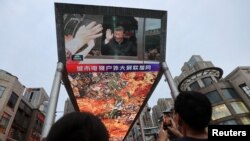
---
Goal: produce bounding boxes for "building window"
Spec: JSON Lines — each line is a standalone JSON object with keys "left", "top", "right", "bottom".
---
{"left": 29, "top": 92, "right": 34, "bottom": 102}
{"left": 239, "top": 83, "right": 250, "bottom": 97}
{"left": 189, "top": 81, "right": 200, "bottom": 91}
{"left": 0, "top": 85, "right": 5, "bottom": 97}
{"left": 212, "top": 104, "right": 231, "bottom": 120}
{"left": 206, "top": 90, "right": 222, "bottom": 104}
{"left": 230, "top": 101, "right": 249, "bottom": 114}
{"left": 188, "top": 55, "right": 202, "bottom": 68}
{"left": 222, "top": 88, "right": 238, "bottom": 100}
{"left": 218, "top": 119, "right": 237, "bottom": 125}
{"left": 240, "top": 117, "right": 250, "bottom": 125}
{"left": 8, "top": 127, "right": 23, "bottom": 140}
{"left": 0, "top": 113, "right": 11, "bottom": 133}
{"left": 7, "top": 92, "right": 18, "bottom": 110}
{"left": 202, "top": 77, "right": 213, "bottom": 86}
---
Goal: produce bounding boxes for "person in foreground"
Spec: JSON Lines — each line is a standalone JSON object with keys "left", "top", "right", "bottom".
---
{"left": 45, "top": 112, "right": 109, "bottom": 141}
{"left": 159, "top": 91, "right": 212, "bottom": 141}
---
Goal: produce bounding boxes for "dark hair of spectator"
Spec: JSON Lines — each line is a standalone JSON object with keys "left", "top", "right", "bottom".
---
{"left": 46, "top": 112, "right": 109, "bottom": 141}
{"left": 174, "top": 91, "right": 212, "bottom": 130}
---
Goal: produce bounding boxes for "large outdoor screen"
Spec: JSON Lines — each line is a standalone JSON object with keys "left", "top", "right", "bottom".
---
{"left": 55, "top": 3, "right": 167, "bottom": 141}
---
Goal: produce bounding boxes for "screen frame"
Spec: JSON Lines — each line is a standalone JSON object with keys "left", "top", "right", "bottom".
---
{"left": 55, "top": 2, "right": 167, "bottom": 140}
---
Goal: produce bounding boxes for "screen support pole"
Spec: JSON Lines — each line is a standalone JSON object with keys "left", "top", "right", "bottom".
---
{"left": 161, "top": 62, "right": 179, "bottom": 99}
{"left": 41, "top": 62, "right": 64, "bottom": 140}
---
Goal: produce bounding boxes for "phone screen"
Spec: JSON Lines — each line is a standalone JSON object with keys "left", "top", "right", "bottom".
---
{"left": 163, "top": 114, "right": 172, "bottom": 130}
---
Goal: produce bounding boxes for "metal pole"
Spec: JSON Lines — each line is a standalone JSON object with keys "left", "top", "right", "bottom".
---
{"left": 161, "top": 62, "right": 179, "bottom": 99}
{"left": 41, "top": 62, "right": 64, "bottom": 140}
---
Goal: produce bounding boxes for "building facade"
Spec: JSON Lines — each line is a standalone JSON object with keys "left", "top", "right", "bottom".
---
{"left": 157, "top": 98, "right": 173, "bottom": 113}
{"left": 125, "top": 98, "right": 174, "bottom": 141}
{"left": 23, "top": 88, "right": 49, "bottom": 111}
{"left": 7, "top": 97, "right": 33, "bottom": 141}
{"left": 8, "top": 97, "right": 45, "bottom": 141}
{"left": 0, "top": 70, "right": 48, "bottom": 141}
{"left": 63, "top": 98, "right": 75, "bottom": 115}
{"left": 27, "top": 109, "right": 45, "bottom": 141}
{"left": 0, "top": 70, "right": 24, "bottom": 141}
{"left": 141, "top": 104, "right": 153, "bottom": 128}
{"left": 174, "top": 55, "right": 250, "bottom": 125}
{"left": 151, "top": 105, "right": 162, "bottom": 127}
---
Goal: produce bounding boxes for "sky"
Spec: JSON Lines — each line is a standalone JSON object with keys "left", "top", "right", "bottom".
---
{"left": 1, "top": 0, "right": 250, "bottom": 119}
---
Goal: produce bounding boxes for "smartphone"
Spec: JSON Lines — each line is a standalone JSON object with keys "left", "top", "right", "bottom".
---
{"left": 163, "top": 114, "right": 172, "bottom": 130}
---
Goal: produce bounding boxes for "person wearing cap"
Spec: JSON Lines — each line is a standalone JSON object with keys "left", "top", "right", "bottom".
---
{"left": 159, "top": 91, "right": 212, "bottom": 141}
{"left": 102, "top": 26, "right": 137, "bottom": 56}
{"left": 162, "top": 107, "right": 183, "bottom": 140}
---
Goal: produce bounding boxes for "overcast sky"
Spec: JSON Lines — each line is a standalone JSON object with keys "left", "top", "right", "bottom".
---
{"left": 1, "top": 0, "right": 250, "bottom": 118}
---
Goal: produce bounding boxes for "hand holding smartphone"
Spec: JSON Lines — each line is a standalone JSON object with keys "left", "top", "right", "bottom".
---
{"left": 163, "top": 114, "right": 172, "bottom": 130}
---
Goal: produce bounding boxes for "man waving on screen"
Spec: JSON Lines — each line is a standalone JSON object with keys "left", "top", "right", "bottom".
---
{"left": 102, "top": 26, "right": 137, "bottom": 56}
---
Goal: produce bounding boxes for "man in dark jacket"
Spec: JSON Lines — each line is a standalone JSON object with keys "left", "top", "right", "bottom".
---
{"left": 102, "top": 26, "right": 137, "bottom": 56}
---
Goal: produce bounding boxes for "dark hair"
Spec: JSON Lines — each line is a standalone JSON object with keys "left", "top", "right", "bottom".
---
{"left": 114, "top": 26, "right": 124, "bottom": 31}
{"left": 46, "top": 112, "right": 109, "bottom": 141}
{"left": 174, "top": 91, "right": 212, "bottom": 130}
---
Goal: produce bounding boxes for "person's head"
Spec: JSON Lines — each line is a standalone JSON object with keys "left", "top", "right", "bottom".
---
{"left": 174, "top": 91, "right": 212, "bottom": 131}
{"left": 46, "top": 112, "right": 109, "bottom": 141}
{"left": 114, "top": 26, "right": 125, "bottom": 43}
